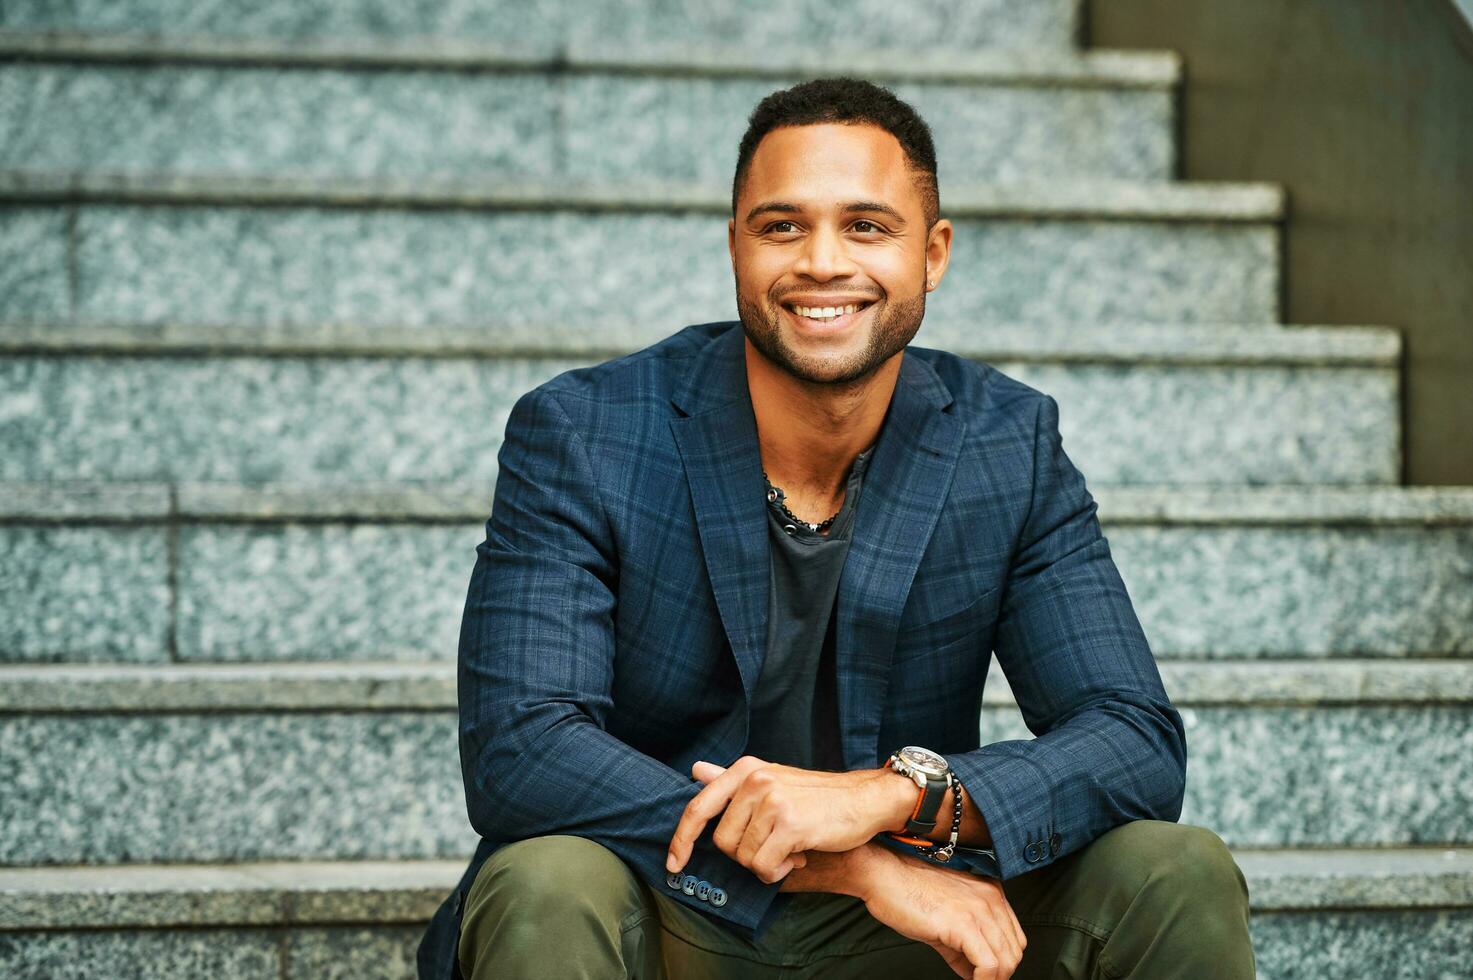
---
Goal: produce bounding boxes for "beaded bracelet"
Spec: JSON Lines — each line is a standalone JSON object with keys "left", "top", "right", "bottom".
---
{"left": 926, "top": 776, "right": 965, "bottom": 862}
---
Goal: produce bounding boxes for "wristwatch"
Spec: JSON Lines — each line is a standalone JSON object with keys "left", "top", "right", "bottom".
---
{"left": 886, "top": 745, "right": 953, "bottom": 838}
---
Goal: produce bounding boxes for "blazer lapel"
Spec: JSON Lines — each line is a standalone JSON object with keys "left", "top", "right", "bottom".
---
{"left": 835, "top": 352, "right": 966, "bottom": 769}
{"left": 669, "top": 325, "right": 770, "bottom": 707}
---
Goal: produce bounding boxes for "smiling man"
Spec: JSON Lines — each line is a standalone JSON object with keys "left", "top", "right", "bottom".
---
{"left": 419, "top": 79, "right": 1255, "bottom": 979}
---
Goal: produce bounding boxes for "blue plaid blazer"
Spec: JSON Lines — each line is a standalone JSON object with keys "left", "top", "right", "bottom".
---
{"left": 418, "top": 320, "right": 1185, "bottom": 979}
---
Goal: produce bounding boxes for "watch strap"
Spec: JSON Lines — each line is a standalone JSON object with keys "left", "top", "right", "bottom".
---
{"left": 905, "top": 771, "right": 951, "bottom": 836}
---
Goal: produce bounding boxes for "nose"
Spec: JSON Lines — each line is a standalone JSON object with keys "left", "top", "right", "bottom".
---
{"left": 792, "top": 222, "right": 859, "bottom": 282}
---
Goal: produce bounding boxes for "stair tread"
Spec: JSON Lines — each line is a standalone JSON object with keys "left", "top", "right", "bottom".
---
{"left": 1, "top": 848, "right": 1468, "bottom": 930}
{"left": 2, "top": 659, "right": 1471, "bottom": 712}
{"left": 0, "top": 171, "right": 1285, "bottom": 221}
{"left": 0, "top": 30, "right": 1179, "bottom": 86}
{"left": 0, "top": 320, "right": 1401, "bottom": 365}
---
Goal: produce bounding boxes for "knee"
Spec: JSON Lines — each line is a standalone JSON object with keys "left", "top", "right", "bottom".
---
{"left": 475, "top": 835, "right": 640, "bottom": 916}
{"left": 1106, "top": 822, "right": 1248, "bottom": 916}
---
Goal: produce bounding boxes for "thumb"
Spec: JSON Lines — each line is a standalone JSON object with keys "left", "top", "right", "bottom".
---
{"left": 692, "top": 760, "right": 726, "bottom": 783}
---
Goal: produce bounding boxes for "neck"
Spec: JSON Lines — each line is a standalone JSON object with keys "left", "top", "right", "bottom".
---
{"left": 745, "top": 338, "right": 901, "bottom": 499}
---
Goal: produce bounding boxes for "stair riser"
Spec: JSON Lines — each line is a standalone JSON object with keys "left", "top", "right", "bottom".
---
{"left": 0, "top": 0, "right": 1081, "bottom": 52}
{"left": 0, "top": 206, "right": 1280, "bottom": 328}
{"left": 0, "top": 65, "right": 1172, "bottom": 183}
{"left": 1, "top": 705, "right": 1469, "bottom": 865}
{"left": 0, "top": 356, "right": 1395, "bottom": 485}
{"left": 3, "top": 520, "right": 1468, "bottom": 664}
{"left": 2, "top": 915, "right": 1470, "bottom": 980}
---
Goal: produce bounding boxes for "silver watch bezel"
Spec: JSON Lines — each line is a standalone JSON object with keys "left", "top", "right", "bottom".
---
{"left": 891, "top": 745, "right": 951, "bottom": 787}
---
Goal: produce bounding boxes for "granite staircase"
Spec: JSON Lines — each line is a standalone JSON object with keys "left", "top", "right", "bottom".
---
{"left": 2, "top": 0, "right": 1471, "bottom": 976}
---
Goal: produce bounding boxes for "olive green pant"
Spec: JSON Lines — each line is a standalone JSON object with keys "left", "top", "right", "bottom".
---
{"left": 458, "top": 821, "right": 1255, "bottom": 979}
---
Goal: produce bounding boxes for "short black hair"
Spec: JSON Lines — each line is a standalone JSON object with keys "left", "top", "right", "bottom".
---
{"left": 732, "top": 77, "right": 940, "bottom": 228}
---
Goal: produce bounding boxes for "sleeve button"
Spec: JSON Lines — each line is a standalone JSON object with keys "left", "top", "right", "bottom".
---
{"left": 681, "top": 874, "right": 699, "bottom": 896}
{"left": 695, "top": 880, "right": 712, "bottom": 901}
{"left": 666, "top": 871, "right": 683, "bottom": 889}
{"left": 1023, "top": 843, "right": 1040, "bottom": 863}
{"left": 710, "top": 887, "right": 728, "bottom": 907}
{"left": 1049, "top": 832, "right": 1061, "bottom": 856}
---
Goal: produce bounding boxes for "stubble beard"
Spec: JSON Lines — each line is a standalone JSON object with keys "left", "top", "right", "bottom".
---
{"left": 735, "top": 280, "right": 927, "bottom": 389}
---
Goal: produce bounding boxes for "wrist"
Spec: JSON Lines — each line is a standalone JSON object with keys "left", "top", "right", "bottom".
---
{"left": 873, "top": 766, "right": 921, "bottom": 835}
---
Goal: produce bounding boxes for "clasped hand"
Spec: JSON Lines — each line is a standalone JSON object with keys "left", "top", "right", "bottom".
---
{"left": 665, "top": 754, "right": 895, "bottom": 884}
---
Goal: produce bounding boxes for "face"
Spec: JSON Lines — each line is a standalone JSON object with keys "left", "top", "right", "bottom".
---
{"left": 729, "top": 122, "right": 952, "bottom": 387}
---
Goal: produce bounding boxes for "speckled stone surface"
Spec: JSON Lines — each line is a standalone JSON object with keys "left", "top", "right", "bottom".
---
{"left": 1002, "top": 361, "right": 1397, "bottom": 485}
{"left": 175, "top": 523, "right": 483, "bottom": 661}
{"left": 0, "top": 355, "right": 584, "bottom": 483}
{"left": 286, "top": 926, "right": 422, "bottom": 979}
{"left": 0, "top": 353, "right": 1375, "bottom": 485}
{"left": 1250, "top": 910, "right": 1473, "bottom": 980}
{"left": 563, "top": 75, "right": 1172, "bottom": 183}
{"left": 0, "top": 929, "right": 281, "bottom": 979}
{"left": 0, "top": 526, "right": 169, "bottom": 663}
{"left": 1, "top": 64, "right": 1171, "bottom": 183}
{"left": 55, "top": 207, "right": 1277, "bottom": 328}
{"left": 0, "top": 209, "right": 70, "bottom": 321}
{"left": 980, "top": 705, "right": 1473, "bottom": 847}
{"left": 0, "top": 65, "right": 558, "bottom": 180}
{"left": 1107, "top": 526, "right": 1473, "bottom": 656}
{"left": 0, "top": 0, "right": 1081, "bottom": 52}
{"left": 0, "top": 712, "right": 477, "bottom": 864}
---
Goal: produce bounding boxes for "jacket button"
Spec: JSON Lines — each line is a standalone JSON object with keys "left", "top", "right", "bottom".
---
{"left": 1050, "top": 832, "right": 1061, "bottom": 856}
{"left": 695, "top": 880, "right": 712, "bottom": 901}
{"left": 681, "top": 874, "right": 699, "bottom": 896}
{"left": 710, "top": 887, "right": 728, "bottom": 908}
{"left": 1023, "top": 842, "right": 1040, "bottom": 863}
{"left": 666, "top": 871, "right": 683, "bottom": 890}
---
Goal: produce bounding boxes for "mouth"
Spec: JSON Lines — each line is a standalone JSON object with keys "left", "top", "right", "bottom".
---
{"left": 780, "top": 299, "right": 875, "bottom": 332}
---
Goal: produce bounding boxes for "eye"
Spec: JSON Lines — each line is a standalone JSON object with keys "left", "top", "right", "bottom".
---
{"left": 852, "top": 219, "right": 881, "bottom": 233}
{"left": 763, "top": 220, "right": 798, "bottom": 234}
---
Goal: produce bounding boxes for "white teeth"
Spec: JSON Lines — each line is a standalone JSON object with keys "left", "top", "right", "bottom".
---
{"left": 792, "top": 303, "right": 863, "bottom": 320}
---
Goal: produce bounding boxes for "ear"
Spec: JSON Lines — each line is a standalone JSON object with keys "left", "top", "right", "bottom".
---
{"left": 924, "top": 217, "right": 954, "bottom": 292}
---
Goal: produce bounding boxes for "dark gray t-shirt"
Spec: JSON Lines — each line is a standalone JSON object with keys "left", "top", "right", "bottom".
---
{"left": 745, "top": 447, "right": 874, "bottom": 772}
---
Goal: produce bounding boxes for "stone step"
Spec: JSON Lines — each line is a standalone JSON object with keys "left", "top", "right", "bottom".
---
{"left": 0, "top": 321, "right": 1399, "bottom": 487}
{"left": 3, "top": 484, "right": 1469, "bottom": 664}
{"left": 0, "top": 1, "right": 1084, "bottom": 54}
{"left": 0, "top": 660, "right": 1470, "bottom": 865}
{"left": 0, "top": 173, "right": 1284, "bottom": 329}
{"left": 0, "top": 35, "right": 1178, "bottom": 183}
{"left": 1, "top": 848, "right": 1470, "bottom": 978}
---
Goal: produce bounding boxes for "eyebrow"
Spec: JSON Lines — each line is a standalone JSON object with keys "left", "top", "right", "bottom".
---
{"left": 744, "top": 200, "right": 907, "bottom": 225}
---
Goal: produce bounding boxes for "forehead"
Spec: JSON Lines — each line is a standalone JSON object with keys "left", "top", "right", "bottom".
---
{"left": 741, "top": 123, "right": 919, "bottom": 212}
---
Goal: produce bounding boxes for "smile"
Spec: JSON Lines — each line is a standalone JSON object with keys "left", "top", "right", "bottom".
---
{"left": 782, "top": 300, "right": 874, "bottom": 330}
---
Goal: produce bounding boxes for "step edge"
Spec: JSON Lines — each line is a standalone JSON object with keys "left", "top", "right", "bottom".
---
{"left": 0, "top": 321, "right": 1402, "bottom": 366}
{"left": 0, "top": 171, "right": 1286, "bottom": 221}
{"left": 1, "top": 849, "right": 1468, "bottom": 929}
{"left": 0, "top": 29, "right": 1181, "bottom": 87}
{"left": 3, "top": 659, "right": 1472, "bottom": 713}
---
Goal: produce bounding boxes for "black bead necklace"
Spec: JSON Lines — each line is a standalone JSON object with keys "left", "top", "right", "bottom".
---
{"left": 762, "top": 477, "right": 840, "bottom": 534}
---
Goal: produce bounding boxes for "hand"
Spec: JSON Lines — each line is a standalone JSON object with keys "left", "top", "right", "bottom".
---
{"left": 665, "top": 756, "right": 904, "bottom": 884}
{"left": 861, "top": 847, "right": 1026, "bottom": 980}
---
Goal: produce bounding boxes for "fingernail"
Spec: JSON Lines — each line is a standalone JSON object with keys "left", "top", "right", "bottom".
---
{"left": 666, "top": 853, "right": 678, "bottom": 872}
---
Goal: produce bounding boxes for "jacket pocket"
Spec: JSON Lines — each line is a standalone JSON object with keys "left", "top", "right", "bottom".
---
{"left": 892, "top": 586, "right": 1002, "bottom": 663}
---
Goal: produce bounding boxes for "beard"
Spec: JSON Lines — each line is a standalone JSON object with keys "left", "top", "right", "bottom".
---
{"left": 735, "top": 279, "right": 927, "bottom": 388}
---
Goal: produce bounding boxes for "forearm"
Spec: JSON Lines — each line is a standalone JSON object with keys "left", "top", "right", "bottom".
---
{"left": 778, "top": 841, "right": 889, "bottom": 897}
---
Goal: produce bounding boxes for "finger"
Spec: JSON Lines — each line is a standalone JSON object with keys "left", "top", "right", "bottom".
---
{"left": 735, "top": 806, "right": 778, "bottom": 870}
{"left": 749, "top": 819, "right": 800, "bottom": 883}
{"left": 691, "top": 760, "right": 725, "bottom": 784}
{"left": 666, "top": 769, "right": 746, "bottom": 871}
{"left": 967, "top": 914, "right": 1010, "bottom": 980}
{"left": 711, "top": 787, "right": 759, "bottom": 863}
{"left": 926, "top": 942, "right": 971, "bottom": 980}
{"left": 790, "top": 851, "right": 808, "bottom": 869}
{"left": 953, "top": 929, "right": 1000, "bottom": 980}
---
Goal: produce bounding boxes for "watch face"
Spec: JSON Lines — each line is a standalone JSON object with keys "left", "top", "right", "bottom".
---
{"left": 899, "top": 745, "right": 949, "bottom": 776}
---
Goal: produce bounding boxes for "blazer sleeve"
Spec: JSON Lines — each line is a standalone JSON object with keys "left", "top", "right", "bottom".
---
{"left": 946, "top": 393, "right": 1187, "bottom": 881}
{"left": 457, "top": 386, "right": 784, "bottom": 938}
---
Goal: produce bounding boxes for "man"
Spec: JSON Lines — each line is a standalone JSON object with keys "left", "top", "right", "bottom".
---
{"left": 418, "top": 78, "right": 1255, "bottom": 978}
